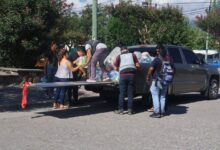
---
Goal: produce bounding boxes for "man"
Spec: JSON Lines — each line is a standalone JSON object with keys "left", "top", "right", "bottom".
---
{"left": 146, "top": 44, "right": 174, "bottom": 118}
{"left": 43, "top": 41, "right": 58, "bottom": 98}
{"left": 114, "top": 46, "right": 141, "bottom": 115}
{"left": 67, "top": 47, "right": 81, "bottom": 106}
{"left": 84, "top": 40, "right": 109, "bottom": 82}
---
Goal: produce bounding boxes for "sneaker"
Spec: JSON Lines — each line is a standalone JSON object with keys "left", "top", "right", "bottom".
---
{"left": 114, "top": 109, "right": 124, "bottom": 115}
{"left": 103, "top": 77, "right": 110, "bottom": 82}
{"left": 86, "top": 79, "right": 97, "bottom": 82}
{"left": 160, "top": 112, "right": 166, "bottom": 117}
{"left": 149, "top": 113, "right": 161, "bottom": 118}
{"left": 128, "top": 109, "right": 134, "bottom": 115}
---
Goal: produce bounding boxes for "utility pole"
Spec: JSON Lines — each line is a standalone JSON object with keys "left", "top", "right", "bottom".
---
{"left": 205, "top": 0, "right": 212, "bottom": 62}
{"left": 92, "top": 0, "right": 97, "bottom": 40}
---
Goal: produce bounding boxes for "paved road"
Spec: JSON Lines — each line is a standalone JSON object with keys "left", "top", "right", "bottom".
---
{"left": 0, "top": 87, "right": 220, "bottom": 150}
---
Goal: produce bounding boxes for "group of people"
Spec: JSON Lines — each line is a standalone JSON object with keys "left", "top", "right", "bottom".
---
{"left": 42, "top": 40, "right": 110, "bottom": 109}
{"left": 114, "top": 44, "right": 175, "bottom": 117}
{"left": 42, "top": 40, "right": 175, "bottom": 117}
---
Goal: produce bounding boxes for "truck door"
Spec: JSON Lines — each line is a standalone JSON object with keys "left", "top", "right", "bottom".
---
{"left": 181, "top": 48, "right": 207, "bottom": 91}
{"left": 167, "top": 46, "right": 193, "bottom": 93}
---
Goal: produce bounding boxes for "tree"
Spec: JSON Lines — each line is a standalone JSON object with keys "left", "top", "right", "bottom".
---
{"left": 103, "top": 3, "right": 193, "bottom": 49}
{"left": 0, "top": 0, "right": 73, "bottom": 67}
{"left": 196, "top": 8, "right": 220, "bottom": 48}
{"left": 60, "top": 14, "right": 87, "bottom": 49}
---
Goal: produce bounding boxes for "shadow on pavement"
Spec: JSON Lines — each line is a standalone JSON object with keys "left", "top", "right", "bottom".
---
{"left": 164, "top": 93, "right": 220, "bottom": 115}
{"left": 36, "top": 96, "right": 116, "bottom": 119}
{"left": 1, "top": 86, "right": 219, "bottom": 118}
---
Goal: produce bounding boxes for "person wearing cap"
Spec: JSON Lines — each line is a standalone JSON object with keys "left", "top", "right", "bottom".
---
{"left": 114, "top": 46, "right": 141, "bottom": 115}
{"left": 84, "top": 40, "right": 109, "bottom": 82}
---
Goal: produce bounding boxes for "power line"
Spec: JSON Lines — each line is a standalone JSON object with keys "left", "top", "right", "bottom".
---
{"left": 72, "top": 0, "right": 211, "bottom": 14}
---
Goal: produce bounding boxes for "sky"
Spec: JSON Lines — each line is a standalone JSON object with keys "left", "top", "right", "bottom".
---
{"left": 67, "top": 0, "right": 210, "bottom": 20}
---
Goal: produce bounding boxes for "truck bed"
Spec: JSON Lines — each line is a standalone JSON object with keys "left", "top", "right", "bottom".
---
{"left": 30, "top": 81, "right": 117, "bottom": 88}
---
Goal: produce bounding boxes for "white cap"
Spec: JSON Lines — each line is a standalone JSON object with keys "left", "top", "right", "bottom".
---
{"left": 85, "top": 44, "right": 91, "bottom": 50}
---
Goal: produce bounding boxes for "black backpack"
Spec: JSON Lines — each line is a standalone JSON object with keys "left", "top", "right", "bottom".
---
{"left": 156, "top": 57, "right": 174, "bottom": 86}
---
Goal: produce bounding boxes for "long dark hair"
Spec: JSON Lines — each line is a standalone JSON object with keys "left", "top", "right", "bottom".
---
{"left": 57, "top": 49, "right": 68, "bottom": 65}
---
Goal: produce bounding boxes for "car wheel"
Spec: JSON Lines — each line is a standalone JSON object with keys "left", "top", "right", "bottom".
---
{"left": 205, "top": 79, "right": 219, "bottom": 100}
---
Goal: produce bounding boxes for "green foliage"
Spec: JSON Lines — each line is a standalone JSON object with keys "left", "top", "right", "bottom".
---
{"left": 196, "top": 8, "right": 220, "bottom": 48}
{"left": 0, "top": 0, "right": 69, "bottom": 67}
{"left": 103, "top": 3, "right": 193, "bottom": 49}
{"left": 106, "top": 17, "right": 139, "bottom": 48}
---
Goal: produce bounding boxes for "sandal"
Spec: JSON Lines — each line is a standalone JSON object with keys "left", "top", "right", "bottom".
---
{"left": 59, "top": 104, "right": 69, "bottom": 110}
{"left": 147, "top": 107, "right": 154, "bottom": 112}
{"left": 53, "top": 102, "right": 59, "bottom": 109}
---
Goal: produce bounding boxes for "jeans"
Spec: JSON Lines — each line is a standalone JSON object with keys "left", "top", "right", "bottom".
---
{"left": 118, "top": 75, "right": 135, "bottom": 110}
{"left": 150, "top": 80, "right": 168, "bottom": 114}
{"left": 45, "top": 64, "right": 57, "bottom": 97}
{"left": 46, "top": 64, "right": 57, "bottom": 82}
{"left": 90, "top": 48, "right": 109, "bottom": 80}
{"left": 54, "top": 77, "right": 69, "bottom": 105}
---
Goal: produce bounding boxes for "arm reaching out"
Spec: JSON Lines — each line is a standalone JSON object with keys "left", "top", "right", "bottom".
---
{"left": 66, "top": 61, "right": 79, "bottom": 72}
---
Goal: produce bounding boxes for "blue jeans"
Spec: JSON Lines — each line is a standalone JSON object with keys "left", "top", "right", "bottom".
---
{"left": 54, "top": 77, "right": 69, "bottom": 105}
{"left": 46, "top": 64, "right": 57, "bottom": 82}
{"left": 118, "top": 75, "right": 135, "bottom": 110}
{"left": 45, "top": 64, "right": 57, "bottom": 97}
{"left": 150, "top": 80, "right": 168, "bottom": 114}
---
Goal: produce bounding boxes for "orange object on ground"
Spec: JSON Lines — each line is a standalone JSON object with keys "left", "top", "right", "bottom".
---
{"left": 21, "top": 81, "right": 32, "bottom": 109}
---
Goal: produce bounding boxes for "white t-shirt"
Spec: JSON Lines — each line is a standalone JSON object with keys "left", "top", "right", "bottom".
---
{"left": 96, "top": 43, "right": 107, "bottom": 50}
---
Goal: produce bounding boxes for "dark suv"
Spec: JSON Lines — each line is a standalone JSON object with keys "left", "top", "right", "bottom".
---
{"left": 86, "top": 44, "right": 220, "bottom": 101}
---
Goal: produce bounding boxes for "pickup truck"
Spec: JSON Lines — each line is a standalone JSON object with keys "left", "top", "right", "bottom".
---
{"left": 85, "top": 44, "right": 220, "bottom": 104}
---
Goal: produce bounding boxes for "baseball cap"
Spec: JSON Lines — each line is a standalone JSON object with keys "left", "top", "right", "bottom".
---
{"left": 85, "top": 44, "right": 91, "bottom": 50}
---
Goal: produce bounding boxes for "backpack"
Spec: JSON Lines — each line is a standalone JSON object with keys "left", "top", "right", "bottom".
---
{"left": 156, "top": 58, "right": 174, "bottom": 87}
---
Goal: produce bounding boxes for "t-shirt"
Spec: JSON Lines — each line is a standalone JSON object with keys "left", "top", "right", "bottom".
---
{"left": 75, "top": 56, "right": 87, "bottom": 66}
{"left": 45, "top": 51, "right": 58, "bottom": 67}
{"left": 68, "top": 48, "right": 78, "bottom": 62}
{"left": 150, "top": 57, "right": 162, "bottom": 79}
{"left": 85, "top": 40, "right": 100, "bottom": 53}
{"left": 150, "top": 56, "right": 175, "bottom": 79}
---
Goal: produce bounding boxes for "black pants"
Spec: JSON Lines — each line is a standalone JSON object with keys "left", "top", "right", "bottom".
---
{"left": 67, "top": 72, "right": 80, "bottom": 104}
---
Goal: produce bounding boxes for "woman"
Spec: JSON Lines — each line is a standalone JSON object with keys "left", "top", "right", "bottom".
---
{"left": 53, "top": 47, "right": 79, "bottom": 109}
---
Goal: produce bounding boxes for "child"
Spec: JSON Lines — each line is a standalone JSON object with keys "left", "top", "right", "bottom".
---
{"left": 73, "top": 49, "right": 87, "bottom": 77}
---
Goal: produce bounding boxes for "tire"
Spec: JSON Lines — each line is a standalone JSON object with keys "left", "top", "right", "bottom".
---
{"left": 204, "top": 79, "right": 219, "bottom": 100}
